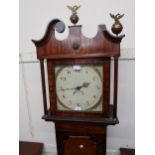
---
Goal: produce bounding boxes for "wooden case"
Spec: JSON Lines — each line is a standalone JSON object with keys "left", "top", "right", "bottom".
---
{"left": 32, "top": 19, "right": 125, "bottom": 155}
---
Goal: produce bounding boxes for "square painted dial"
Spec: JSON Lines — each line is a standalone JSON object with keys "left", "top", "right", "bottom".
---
{"left": 55, "top": 65, "right": 103, "bottom": 112}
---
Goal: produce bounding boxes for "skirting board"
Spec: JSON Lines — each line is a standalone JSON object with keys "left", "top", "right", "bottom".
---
{"left": 42, "top": 144, "right": 119, "bottom": 155}
{"left": 42, "top": 150, "right": 119, "bottom": 155}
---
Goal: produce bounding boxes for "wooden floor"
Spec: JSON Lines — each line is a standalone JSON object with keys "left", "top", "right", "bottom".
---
{"left": 120, "top": 148, "right": 135, "bottom": 155}
{"left": 19, "top": 142, "right": 134, "bottom": 155}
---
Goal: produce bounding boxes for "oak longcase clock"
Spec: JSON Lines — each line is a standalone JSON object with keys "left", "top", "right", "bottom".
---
{"left": 32, "top": 7, "right": 125, "bottom": 155}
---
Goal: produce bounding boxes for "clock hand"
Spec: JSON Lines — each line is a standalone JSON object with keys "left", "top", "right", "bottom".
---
{"left": 76, "top": 82, "right": 90, "bottom": 90}
{"left": 73, "top": 89, "right": 84, "bottom": 95}
{"left": 60, "top": 86, "right": 82, "bottom": 91}
{"left": 60, "top": 82, "right": 90, "bottom": 92}
{"left": 82, "top": 82, "right": 90, "bottom": 88}
{"left": 73, "top": 82, "right": 90, "bottom": 95}
{"left": 60, "top": 87, "right": 76, "bottom": 91}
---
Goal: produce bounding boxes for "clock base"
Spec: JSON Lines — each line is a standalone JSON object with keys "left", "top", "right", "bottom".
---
{"left": 55, "top": 123, "right": 107, "bottom": 155}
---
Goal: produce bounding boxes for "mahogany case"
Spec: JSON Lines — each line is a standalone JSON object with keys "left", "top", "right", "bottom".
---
{"left": 32, "top": 19, "right": 125, "bottom": 124}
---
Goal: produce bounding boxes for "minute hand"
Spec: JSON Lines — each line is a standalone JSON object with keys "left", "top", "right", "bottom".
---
{"left": 61, "top": 82, "right": 90, "bottom": 91}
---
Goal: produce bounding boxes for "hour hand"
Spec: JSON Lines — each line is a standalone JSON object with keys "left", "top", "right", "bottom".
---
{"left": 73, "top": 89, "right": 84, "bottom": 95}
{"left": 82, "top": 82, "right": 90, "bottom": 88}
{"left": 73, "top": 82, "right": 90, "bottom": 95}
{"left": 76, "top": 82, "right": 90, "bottom": 90}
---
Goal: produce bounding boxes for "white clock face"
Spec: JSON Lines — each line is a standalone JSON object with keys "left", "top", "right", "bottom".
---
{"left": 55, "top": 65, "right": 103, "bottom": 111}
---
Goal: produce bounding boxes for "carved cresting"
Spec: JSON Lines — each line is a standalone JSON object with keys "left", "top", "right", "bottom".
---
{"left": 32, "top": 19, "right": 125, "bottom": 60}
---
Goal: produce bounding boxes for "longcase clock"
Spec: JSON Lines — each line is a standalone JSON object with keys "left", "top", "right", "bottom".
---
{"left": 32, "top": 7, "right": 125, "bottom": 155}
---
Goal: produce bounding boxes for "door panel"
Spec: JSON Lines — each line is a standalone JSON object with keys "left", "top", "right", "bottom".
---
{"left": 64, "top": 137, "right": 96, "bottom": 155}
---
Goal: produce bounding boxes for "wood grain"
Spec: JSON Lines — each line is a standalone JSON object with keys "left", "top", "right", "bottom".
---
{"left": 32, "top": 19, "right": 124, "bottom": 60}
{"left": 19, "top": 141, "right": 43, "bottom": 155}
{"left": 120, "top": 148, "right": 135, "bottom": 155}
{"left": 40, "top": 60, "right": 48, "bottom": 115}
{"left": 47, "top": 58, "right": 110, "bottom": 119}
{"left": 32, "top": 19, "right": 125, "bottom": 155}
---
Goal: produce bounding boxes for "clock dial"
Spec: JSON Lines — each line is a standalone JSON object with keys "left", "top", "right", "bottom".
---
{"left": 55, "top": 65, "right": 103, "bottom": 111}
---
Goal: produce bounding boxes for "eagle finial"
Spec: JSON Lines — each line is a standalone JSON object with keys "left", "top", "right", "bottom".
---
{"left": 110, "top": 13, "right": 124, "bottom": 22}
{"left": 67, "top": 5, "right": 81, "bottom": 25}
{"left": 110, "top": 13, "right": 124, "bottom": 36}
{"left": 67, "top": 5, "right": 81, "bottom": 14}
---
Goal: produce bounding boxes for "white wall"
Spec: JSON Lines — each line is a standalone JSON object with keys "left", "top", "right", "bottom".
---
{"left": 19, "top": 0, "right": 135, "bottom": 155}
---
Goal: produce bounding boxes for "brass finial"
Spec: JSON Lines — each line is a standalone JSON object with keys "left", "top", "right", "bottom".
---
{"left": 67, "top": 5, "right": 81, "bottom": 25}
{"left": 110, "top": 13, "right": 124, "bottom": 36}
